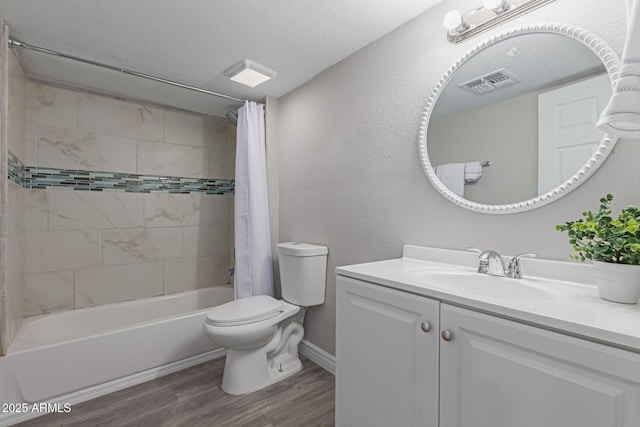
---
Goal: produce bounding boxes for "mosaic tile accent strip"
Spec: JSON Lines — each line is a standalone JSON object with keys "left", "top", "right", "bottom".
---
{"left": 10, "top": 163, "right": 234, "bottom": 195}
{"left": 27, "top": 167, "right": 234, "bottom": 194}
{"left": 8, "top": 151, "right": 26, "bottom": 187}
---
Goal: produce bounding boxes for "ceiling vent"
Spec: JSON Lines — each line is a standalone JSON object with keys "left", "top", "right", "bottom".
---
{"left": 459, "top": 68, "right": 519, "bottom": 94}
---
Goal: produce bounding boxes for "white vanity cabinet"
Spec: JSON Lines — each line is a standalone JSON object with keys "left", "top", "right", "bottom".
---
{"left": 336, "top": 276, "right": 440, "bottom": 427}
{"left": 336, "top": 275, "right": 640, "bottom": 427}
{"left": 439, "top": 304, "right": 640, "bottom": 427}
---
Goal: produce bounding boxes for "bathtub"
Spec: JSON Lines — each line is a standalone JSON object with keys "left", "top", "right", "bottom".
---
{"left": 0, "top": 286, "right": 233, "bottom": 424}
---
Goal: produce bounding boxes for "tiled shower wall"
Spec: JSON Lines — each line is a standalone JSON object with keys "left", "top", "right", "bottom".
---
{"left": 1, "top": 25, "right": 27, "bottom": 354}
{"left": 21, "top": 82, "right": 235, "bottom": 316}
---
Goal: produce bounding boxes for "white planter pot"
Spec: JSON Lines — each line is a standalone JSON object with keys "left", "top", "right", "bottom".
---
{"left": 593, "top": 261, "right": 640, "bottom": 304}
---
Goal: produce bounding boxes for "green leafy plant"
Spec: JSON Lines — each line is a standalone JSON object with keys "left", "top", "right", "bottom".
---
{"left": 556, "top": 194, "right": 640, "bottom": 264}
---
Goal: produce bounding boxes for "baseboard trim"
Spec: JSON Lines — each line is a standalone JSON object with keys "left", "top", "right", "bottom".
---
{"left": 0, "top": 348, "right": 226, "bottom": 427}
{"left": 299, "top": 339, "right": 336, "bottom": 375}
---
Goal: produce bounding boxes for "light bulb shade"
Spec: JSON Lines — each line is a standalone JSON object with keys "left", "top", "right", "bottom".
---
{"left": 443, "top": 10, "right": 464, "bottom": 31}
{"left": 483, "top": 0, "right": 510, "bottom": 13}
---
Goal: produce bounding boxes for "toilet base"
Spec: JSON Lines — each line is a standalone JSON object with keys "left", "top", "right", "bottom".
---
{"left": 220, "top": 319, "right": 305, "bottom": 395}
{"left": 221, "top": 347, "right": 303, "bottom": 395}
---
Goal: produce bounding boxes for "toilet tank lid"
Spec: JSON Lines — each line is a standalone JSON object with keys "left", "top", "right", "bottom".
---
{"left": 278, "top": 242, "right": 328, "bottom": 256}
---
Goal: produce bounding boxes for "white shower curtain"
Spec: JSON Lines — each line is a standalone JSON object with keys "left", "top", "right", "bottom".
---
{"left": 234, "top": 101, "right": 274, "bottom": 299}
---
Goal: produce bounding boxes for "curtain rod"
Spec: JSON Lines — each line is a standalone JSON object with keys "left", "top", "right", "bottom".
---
{"left": 8, "top": 37, "right": 247, "bottom": 103}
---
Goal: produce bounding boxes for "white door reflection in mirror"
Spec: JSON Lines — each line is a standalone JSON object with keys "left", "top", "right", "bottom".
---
{"left": 537, "top": 74, "right": 611, "bottom": 195}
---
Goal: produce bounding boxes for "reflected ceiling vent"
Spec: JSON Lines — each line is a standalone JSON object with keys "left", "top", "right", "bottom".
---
{"left": 459, "top": 68, "right": 519, "bottom": 94}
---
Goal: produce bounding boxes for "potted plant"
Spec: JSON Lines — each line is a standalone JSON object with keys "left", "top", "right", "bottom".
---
{"left": 556, "top": 194, "right": 640, "bottom": 303}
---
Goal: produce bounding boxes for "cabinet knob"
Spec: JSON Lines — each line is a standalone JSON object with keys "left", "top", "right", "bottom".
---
{"left": 420, "top": 322, "right": 431, "bottom": 333}
{"left": 441, "top": 330, "right": 453, "bottom": 342}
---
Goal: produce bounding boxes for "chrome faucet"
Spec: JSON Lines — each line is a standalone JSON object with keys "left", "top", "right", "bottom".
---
{"left": 478, "top": 250, "right": 507, "bottom": 276}
{"left": 506, "top": 253, "right": 537, "bottom": 279}
{"left": 468, "top": 248, "right": 536, "bottom": 279}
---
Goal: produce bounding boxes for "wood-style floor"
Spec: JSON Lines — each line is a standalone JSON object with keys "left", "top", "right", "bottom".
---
{"left": 17, "top": 356, "right": 335, "bottom": 427}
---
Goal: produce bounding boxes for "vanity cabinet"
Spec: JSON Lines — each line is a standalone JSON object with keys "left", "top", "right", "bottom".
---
{"left": 336, "top": 276, "right": 640, "bottom": 427}
{"left": 336, "top": 276, "right": 440, "bottom": 427}
{"left": 439, "top": 304, "right": 640, "bottom": 427}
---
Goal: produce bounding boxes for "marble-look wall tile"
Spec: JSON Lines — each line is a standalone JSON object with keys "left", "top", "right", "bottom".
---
{"left": 38, "top": 126, "right": 137, "bottom": 173}
{"left": 3, "top": 33, "right": 28, "bottom": 352}
{"left": 206, "top": 117, "right": 235, "bottom": 179}
{"left": 143, "top": 193, "right": 215, "bottom": 227}
{"left": 228, "top": 194, "right": 235, "bottom": 266}
{"left": 27, "top": 81, "right": 77, "bottom": 129}
{"left": 214, "top": 194, "right": 232, "bottom": 225}
{"left": 205, "top": 116, "right": 234, "bottom": 146}
{"left": 8, "top": 50, "right": 27, "bottom": 161}
{"left": 163, "top": 255, "right": 229, "bottom": 294}
{"left": 7, "top": 182, "right": 26, "bottom": 234}
{"left": 26, "top": 230, "right": 102, "bottom": 273}
{"left": 26, "top": 189, "right": 48, "bottom": 230}
{"left": 7, "top": 186, "right": 27, "bottom": 324}
{"left": 48, "top": 189, "right": 143, "bottom": 230}
{"left": 102, "top": 227, "right": 183, "bottom": 266}
{"left": 25, "top": 124, "right": 38, "bottom": 166}
{"left": 25, "top": 271, "right": 74, "bottom": 316}
{"left": 7, "top": 229, "right": 26, "bottom": 335}
{"left": 20, "top": 82, "right": 237, "bottom": 315}
{"left": 75, "top": 262, "right": 163, "bottom": 308}
{"left": 208, "top": 142, "right": 234, "bottom": 179}
{"left": 137, "top": 140, "right": 208, "bottom": 178}
{"left": 77, "top": 93, "right": 164, "bottom": 141}
{"left": 183, "top": 225, "right": 230, "bottom": 258}
{"left": 164, "top": 110, "right": 206, "bottom": 147}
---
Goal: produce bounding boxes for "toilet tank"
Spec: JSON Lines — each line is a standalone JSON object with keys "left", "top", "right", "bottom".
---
{"left": 277, "top": 242, "right": 328, "bottom": 306}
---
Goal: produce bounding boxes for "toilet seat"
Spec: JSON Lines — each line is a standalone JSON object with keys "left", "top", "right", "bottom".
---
{"left": 206, "top": 295, "right": 284, "bottom": 327}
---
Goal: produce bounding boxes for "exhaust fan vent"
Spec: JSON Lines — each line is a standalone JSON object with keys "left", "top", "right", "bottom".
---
{"left": 462, "top": 78, "right": 495, "bottom": 94}
{"left": 459, "top": 68, "right": 520, "bottom": 94}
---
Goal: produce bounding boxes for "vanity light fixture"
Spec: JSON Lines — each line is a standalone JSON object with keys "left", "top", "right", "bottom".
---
{"left": 223, "top": 59, "right": 277, "bottom": 88}
{"left": 483, "top": 0, "right": 511, "bottom": 14}
{"left": 444, "top": 0, "right": 555, "bottom": 44}
{"left": 443, "top": 10, "right": 469, "bottom": 35}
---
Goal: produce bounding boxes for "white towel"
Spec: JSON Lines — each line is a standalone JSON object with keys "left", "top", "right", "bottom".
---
{"left": 434, "top": 163, "right": 465, "bottom": 197}
{"left": 597, "top": 0, "right": 640, "bottom": 138}
{"left": 464, "top": 161, "right": 483, "bottom": 182}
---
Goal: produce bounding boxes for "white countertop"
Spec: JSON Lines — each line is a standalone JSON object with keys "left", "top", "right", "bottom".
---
{"left": 336, "top": 245, "right": 640, "bottom": 352}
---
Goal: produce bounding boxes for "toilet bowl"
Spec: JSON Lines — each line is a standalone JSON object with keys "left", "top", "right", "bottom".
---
{"left": 203, "top": 295, "right": 304, "bottom": 395}
{"left": 203, "top": 242, "right": 328, "bottom": 395}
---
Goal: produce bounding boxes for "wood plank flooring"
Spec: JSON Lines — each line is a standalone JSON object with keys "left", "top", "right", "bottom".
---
{"left": 17, "top": 356, "right": 335, "bottom": 427}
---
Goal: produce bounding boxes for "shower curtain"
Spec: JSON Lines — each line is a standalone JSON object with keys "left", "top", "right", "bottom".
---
{"left": 234, "top": 101, "right": 274, "bottom": 299}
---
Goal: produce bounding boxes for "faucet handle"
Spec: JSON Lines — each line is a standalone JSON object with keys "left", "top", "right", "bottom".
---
{"left": 507, "top": 253, "right": 537, "bottom": 279}
{"left": 513, "top": 253, "right": 537, "bottom": 261}
{"left": 467, "top": 247, "right": 489, "bottom": 273}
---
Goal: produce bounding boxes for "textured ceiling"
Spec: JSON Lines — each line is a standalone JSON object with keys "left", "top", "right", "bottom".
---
{"left": 0, "top": 0, "right": 442, "bottom": 116}
{"left": 432, "top": 33, "right": 607, "bottom": 117}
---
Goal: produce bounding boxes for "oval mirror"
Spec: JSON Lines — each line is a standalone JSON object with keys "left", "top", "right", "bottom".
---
{"left": 418, "top": 23, "right": 620, "bottom": 214}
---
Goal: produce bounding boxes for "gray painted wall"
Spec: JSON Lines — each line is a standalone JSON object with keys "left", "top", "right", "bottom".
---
{"left": 277, "top": 0, "right": 631, "bottom": 356}
{"left": 428, "top": 91, "right": 539, "bottom": 204}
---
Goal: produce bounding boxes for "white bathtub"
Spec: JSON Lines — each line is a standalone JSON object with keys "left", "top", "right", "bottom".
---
{"left": 0, "top": 286, "right": 233, "bottom": 423}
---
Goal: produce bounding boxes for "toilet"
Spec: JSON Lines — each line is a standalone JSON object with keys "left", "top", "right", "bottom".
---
{"left": 203, "top": 242, "right": 328, "bottom": 395}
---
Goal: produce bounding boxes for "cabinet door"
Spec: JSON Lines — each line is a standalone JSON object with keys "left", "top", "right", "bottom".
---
{"left": 440, "top": 304, "right": 640, "bottom": 427}
{"left": 336, "top": 276, "right": 440, "bottom": 427}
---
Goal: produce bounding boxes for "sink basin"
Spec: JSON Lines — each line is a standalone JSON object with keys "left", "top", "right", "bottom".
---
{"left": 410, "top": 270, "right": 555, "bottom": 301}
